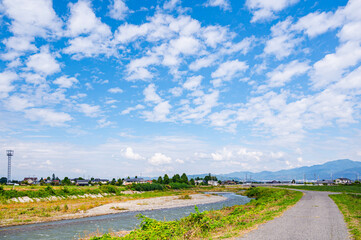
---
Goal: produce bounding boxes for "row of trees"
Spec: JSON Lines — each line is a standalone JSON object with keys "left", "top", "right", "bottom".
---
{"left": 152, "top": 173, "right": 195, "bottom": 185}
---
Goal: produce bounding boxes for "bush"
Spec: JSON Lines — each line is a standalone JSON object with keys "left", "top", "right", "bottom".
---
{"left": 130, "top": 183, "right": 165, "bottom": 191}
{"left": 168, "top": 182, "right": 191, "bottom": 189}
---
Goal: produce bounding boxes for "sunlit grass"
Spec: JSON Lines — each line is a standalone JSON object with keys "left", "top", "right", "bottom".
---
{"left": 330, "top": 193, "right": 361, "bottom": 240}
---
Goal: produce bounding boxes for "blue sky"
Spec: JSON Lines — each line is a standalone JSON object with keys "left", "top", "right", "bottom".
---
{"left": 1, "top": 0, "right": 361, "bottom": 179}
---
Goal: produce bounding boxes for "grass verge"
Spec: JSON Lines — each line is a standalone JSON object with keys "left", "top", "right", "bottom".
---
{"left": 330, "top": 193, "right": 361, "bottom": 240}
{"left": 275, "top": 184, "right": 361, "bottom": 193}
{"left": 90, "top": 187, "right": 303, "bottom": 240}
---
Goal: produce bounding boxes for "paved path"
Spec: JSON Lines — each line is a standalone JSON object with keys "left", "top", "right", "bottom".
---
{"left": 239, "top": 191, "right": 350, "bottom": 240}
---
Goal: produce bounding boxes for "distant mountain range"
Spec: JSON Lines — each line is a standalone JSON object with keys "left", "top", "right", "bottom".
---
{"left": 189, "top": 159, "right": 361, "bottom": 181}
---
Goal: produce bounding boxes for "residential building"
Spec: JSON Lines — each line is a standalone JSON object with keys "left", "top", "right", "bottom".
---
{"left": 335, "top": 178, "right": 352, "bottom": 184}
{"left": 123, "top": 178, "right": 146, "bottom": 185}
{"left": 23, "top": 177, "right": 37, "bottom": 184}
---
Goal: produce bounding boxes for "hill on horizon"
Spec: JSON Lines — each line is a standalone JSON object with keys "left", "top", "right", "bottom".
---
{"left": 189, "top": 159, "right": 361, "bottom": 181}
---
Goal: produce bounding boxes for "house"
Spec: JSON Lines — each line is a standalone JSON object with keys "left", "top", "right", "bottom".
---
{"left": 316, "top": 180, "right": 334, "bottom": 185}
{"left": 222, "top": 180, "right": 236, "bottom": 185}
{"left": 335, "top": 178, "right": 352, "bottom": 184}
{"left": 91, "top": 178, "right": 109, "bottom": 184}
{"left": 266, "top": 180, "right": 281, "bottom": 184}
{"left": 195, "top": 179, "right": 205, "bottom": 185}
{"left": 76, "top": 179, "right": 90, "bottom": 186}
{"left": 23, "top": 177, "right": 38, "bottom": 184}
{"left": 123, "top": 178, "right": 146, "bottom": 185}
{"left": 208, "top": 180, "right": 219, "bottom": 186}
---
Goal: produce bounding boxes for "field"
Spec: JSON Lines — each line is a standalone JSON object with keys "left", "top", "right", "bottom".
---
{"left": 330, "top": 194, "right": 361, "bottom": 240}
{"left": 90, "top": 187, "right": 303, "bottom": 240}
{"left": 276, "top": 184, "right": 361, "bottom": 193}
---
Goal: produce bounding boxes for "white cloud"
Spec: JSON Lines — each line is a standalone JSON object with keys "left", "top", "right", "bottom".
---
{"left": 205, "top": 0, "right": 231, "bottom": 11}
{"left": 143, "top": 101, "right": 172, "bottom": 122}
{"left": 25, "top": 108, "right": 72, "bottom": 126}
{"left": 53, "top": 76, "right": 78, "bottom": 88}
{"left": 144, "top": 83, "right": 162, "bottom": 103}
{"left": 264, "top": 18, "right": 301, "bottom": 60}
{"left": 77, "top": 103, "right": 101, "bottom": 117}
{"left": 211, "top": 60, "right": 248, "bottom": 86}
{"left": 183, "top": 75, "right": 203, "bottom": 91}
{"left": 114, "top": 23, "right": 149, "bottom": 44}
{"left": 109, "top": 0, "right": 129, "bottom": 20}
{"left": 108, "top": 87, "right": 123, "bottom": 93}
{"left": 189, "top": 55, "right": 217, "bottom": 71}
{"left": 0, "top": 71, "right": 17, "bottom": 98}
{"left": 163, "top": 0, "right": 181, "bottom": 10}
{"left": 310, "top": 41, "right": 361, "bottom": 89}
{"left": 5, "top": 95, "right": 34, "bottom": 111}
{"left": 246, "top": 0, "right": 299, "bottom": 22}
{"left": 121, "top": 104, "right": 145, "bottom": 115}
{"left": 265, "top": 60, "right": 310, "bottom": 88}
{"left": 121, "top": 147, "right": 144, "bottom": 160}
{"left": 64, "top": 0, "right": 113, "bottom": 59}
{"left": 169, "top": 87, "right": 183, "bottom": 97}
{"left": 97, "top": 118, "right": 113, "bottom": 128}
{"left": 148, "top": 152, "right": 172, "bottom": 165}
{"left": 1, "top": 0, "right": 62, "bottom": 60}
{"left": 25, "top": 46, "right": 60, "bottom": 76}
{"left": 294, "top": 11, "right": 344, "bottom": 38}
{"left": 202, "top": 25, "right": 230, "bottom": 48}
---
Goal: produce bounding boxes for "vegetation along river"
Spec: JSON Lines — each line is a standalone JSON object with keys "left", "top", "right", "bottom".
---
{"left": 0, "top": 192, "right": 250, "bottom": 240}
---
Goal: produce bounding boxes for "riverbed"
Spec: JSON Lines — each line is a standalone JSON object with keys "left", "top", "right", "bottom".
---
{"left": 0, "top": 192, "right": 250, "bottom": 240}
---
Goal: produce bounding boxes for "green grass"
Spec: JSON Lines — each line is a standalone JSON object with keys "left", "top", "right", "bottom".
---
{"left": 276, "top": 184, "right": 361, "bottom": 193}
{"left": 90, "top": 187, "right": 303, "bottom": 240}
{"left": 330, "top": 194, "right": 361, "bottom": 240}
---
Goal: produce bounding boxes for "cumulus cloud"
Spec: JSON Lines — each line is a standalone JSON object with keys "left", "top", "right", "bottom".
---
{"left": 121, "top": 147, "right": 144, "bottom": 160}
{"left": 109, "top": 0, "right": 129, "bottom": 20}
{"left": 108, "top": 87, "right": 123, "bottom": 93}
{"left": 143, "top": 84, "right": 162, "bottom": 103}
{"left": 264, "top": 60, "right": 310, "bottom": 88}
{"left": 25, "top": 46, "right": 60, "bottom": 76}
{"left": 205, "top": 0, "right": 231, "bottom": 11}
{"left": 183, "top": 75, "right": 203, "bottom": 91}
{"left": 5, "top": 95, "right": 34, "bottom": 111}
{"left": 246, "top": 0, "right": 299, "bottom": 22}
{"left": 211, "top": 60, "right": 248, "bottom": 86}
{"left": 77, "top": 104, "right": 101, "bottom": 117}
{"left": 148, "top": 152, "right": 172, "bottom": 165}
{"left": 1, "top": 0, "right": 62, "bottom": 60}
{"left": 121, "top": 104, "right": 145, "bottom": 115}
{"left": 25, "top": 108, "right": 72, "bottom": 126}
{"left": 53, "top": 76, "right": 78, "bottom": 88}
{"left": 64, "top": 0, "right": 114, "bottom": 59}
{"left": 0, "top": 71, "right": 17, "bottom": 98}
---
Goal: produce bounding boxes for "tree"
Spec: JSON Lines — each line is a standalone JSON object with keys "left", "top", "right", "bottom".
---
{"left": 172, "top": 174, "right": 181, "bottom": 183}
{"left": 110, "top": 178, "right": 116, "bottom": 185}
{"left": 189, "top": 178, "right": 195, "bottom": 185}
{"left": 163, "top": 174, "right": 170, "bottom": 184}
{"left": 157, "top": 176, "right": 163, "bottom": 184}
{"left": 0, "top": 177, "right": 7, "bottom": 184}
{"left": 181, "top": 173, "right": 188, "bottom": 184}
{"left": 116, "top": 178, "right": 123, "bottom": 186}
{"left": 62, "top": 177, "right": 71, "bottom": 185}
{"left": 52, "top": 173, "right": 56, "bottom": 181}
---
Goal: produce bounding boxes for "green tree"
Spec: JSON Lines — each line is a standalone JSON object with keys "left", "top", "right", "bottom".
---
{"left": 181, "top": 173, "right": 188, "bottom": 184}
{"left": 52, "top": 173, "right": 56, "bottom": 181}
{"left": 163, "top": 174, "right": 170, "bottom": 184}
{"left": 110, "top": 178, "right": 116, "bottom": 185}
{"left": 190, "top": 178, "right": 195, "bottom": 185}
{"left": 172, "top": 174, "right": 181, "bottom": 183}
{"left": 157, "top": 176, "right": 163, "bottom": 184}
{"left": 62, "top": 177, "right": 71, "bottom": 185}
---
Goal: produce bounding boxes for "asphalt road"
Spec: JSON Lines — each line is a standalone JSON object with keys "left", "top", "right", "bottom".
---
{"left": 239, "top": 191, "right": 350, "bottom": 240}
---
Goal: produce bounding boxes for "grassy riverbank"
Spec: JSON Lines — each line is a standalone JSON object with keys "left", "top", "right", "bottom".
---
{"left": 90, "top": 187, "right": 302, "bottom": 240}
{"left": 276, "top": 184, "right": 361, "bottom": 193}
{"left": 330, "top": 194, "right": 361, "bottom": 240}
{"left": 0, "top": 187, "right": 198, "bottom": 227}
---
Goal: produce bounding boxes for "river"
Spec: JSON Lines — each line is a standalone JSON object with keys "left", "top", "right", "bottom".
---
{"left": 0, "top": 192, "right": 250, "bottom": 240}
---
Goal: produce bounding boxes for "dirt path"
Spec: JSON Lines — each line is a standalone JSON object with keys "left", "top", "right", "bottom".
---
{"left": 239, "top": 191, "right": 350, "bottom": 240}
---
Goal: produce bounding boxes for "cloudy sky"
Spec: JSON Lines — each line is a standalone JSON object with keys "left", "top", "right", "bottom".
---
{"left": 1, "top": 0, "right": 361, "bottom": 179}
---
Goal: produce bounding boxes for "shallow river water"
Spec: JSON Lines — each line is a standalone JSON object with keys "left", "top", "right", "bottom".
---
{"left": 0, "top": 192, "right": 250, "bottom": 240}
